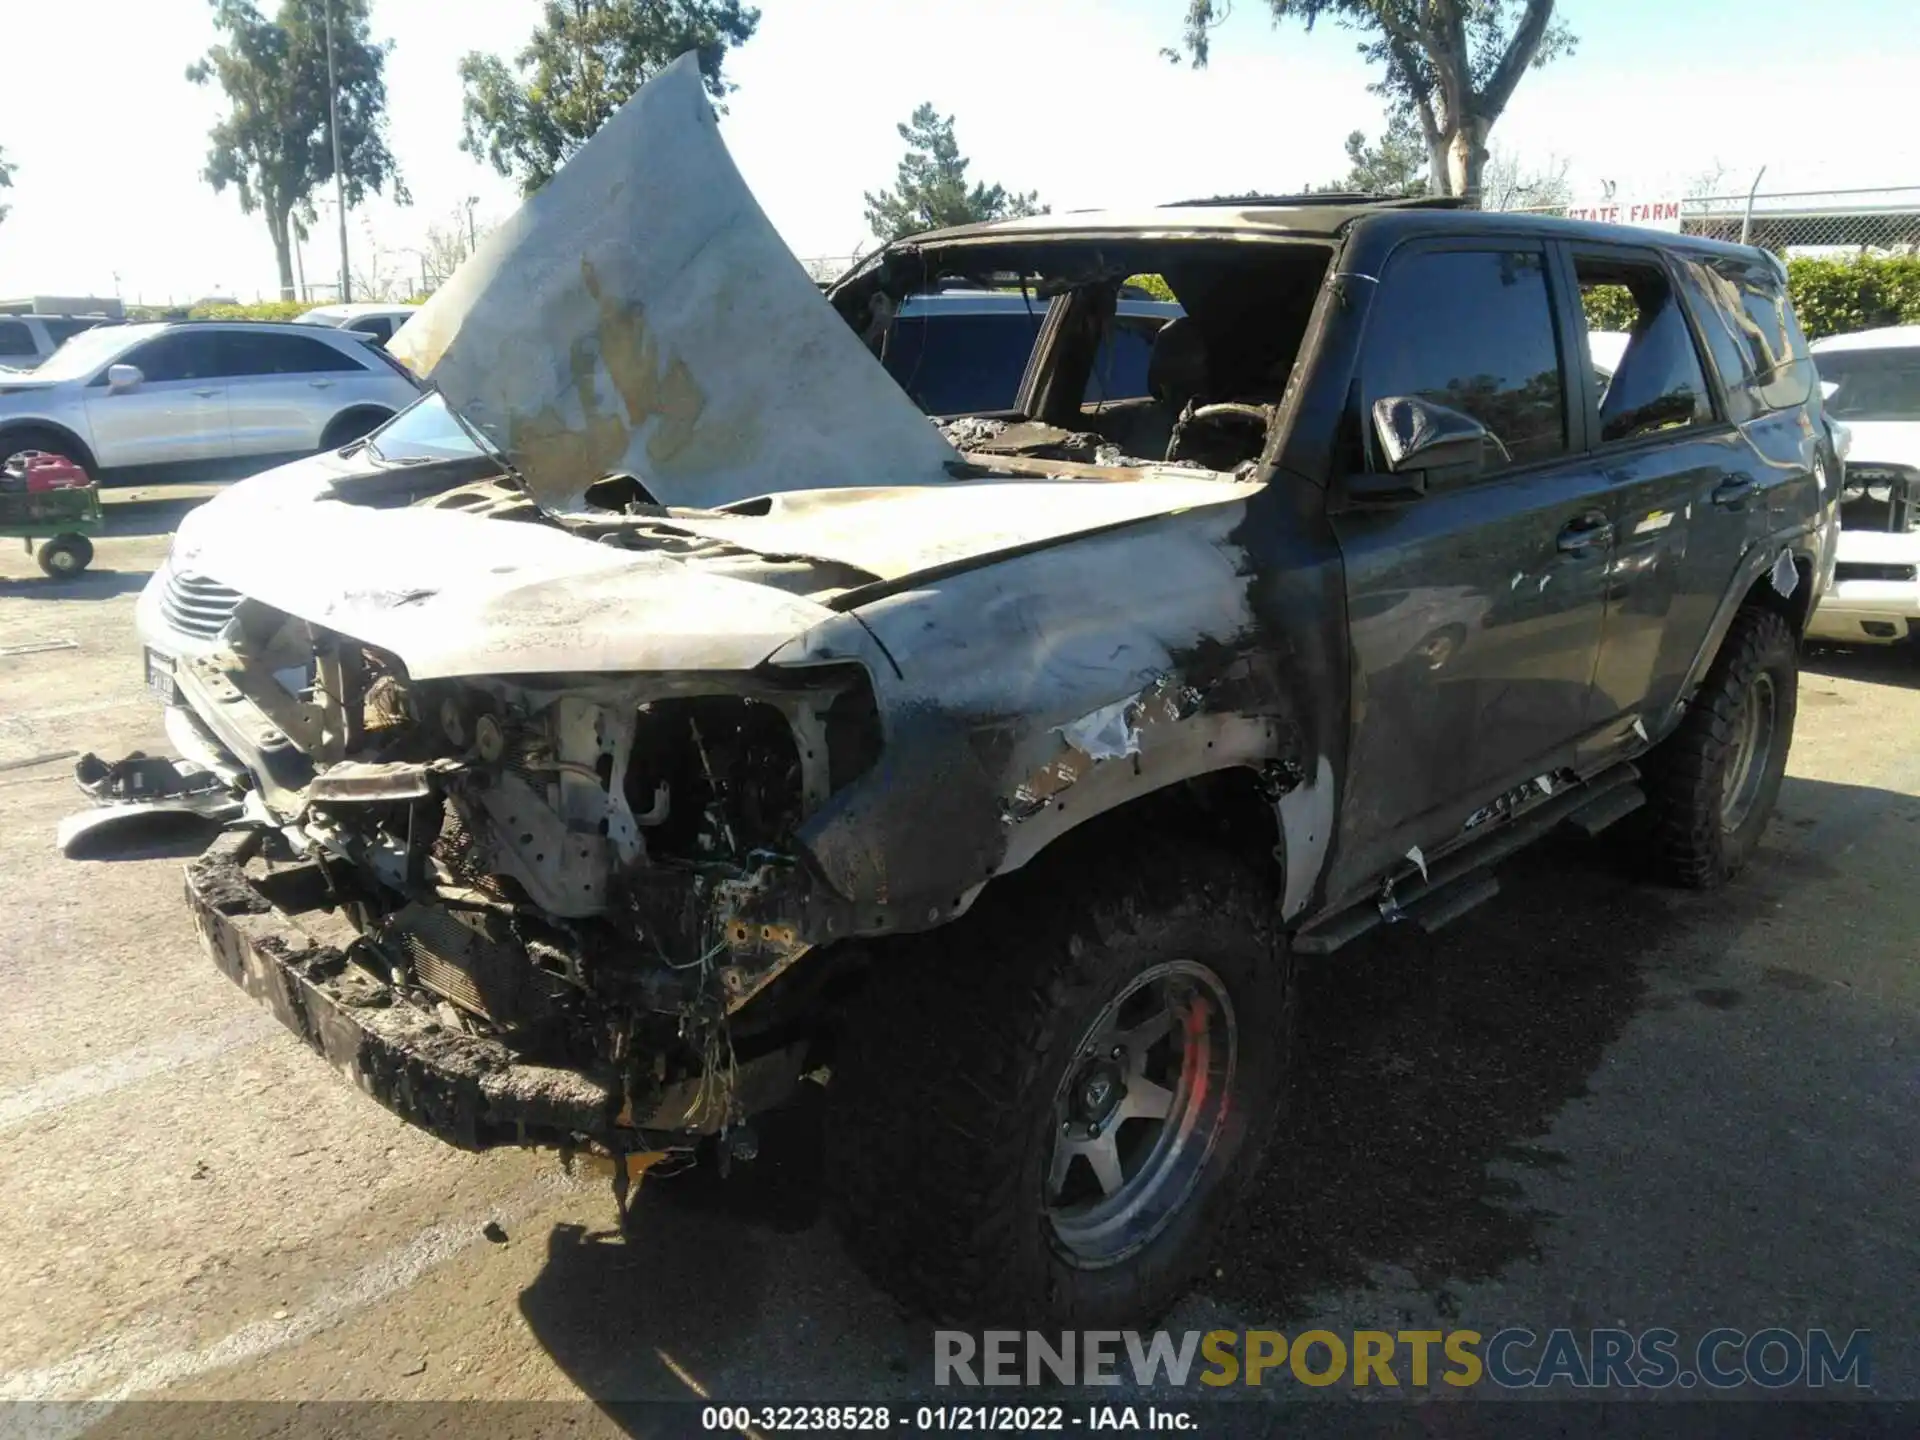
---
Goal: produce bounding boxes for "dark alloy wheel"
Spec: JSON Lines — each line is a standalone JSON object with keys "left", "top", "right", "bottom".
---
{"left": 825, "top": 838, "right": 1293, "bottom": 1325}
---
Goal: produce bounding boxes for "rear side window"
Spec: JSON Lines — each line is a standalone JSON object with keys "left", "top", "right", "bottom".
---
{"left": 0, "top": 320, "right": 35, "bottom": 357}
{"left": 1363, "top": 248, "right": 1569, "bottom": 471}
{"left": 1574, "top": 254, "right": 1714, "bottom": 444}
{"left": 1811, "top": 347, "right": 1920, "bottom": 422}
{"left": 223, "top": 331, "right": 367, "bottom": 376}
{"left": 1676, "top": 257, "right": 1814, "bottom": 415}
{"left": 884, "top": 311, "right": 1042, "bottom": 415}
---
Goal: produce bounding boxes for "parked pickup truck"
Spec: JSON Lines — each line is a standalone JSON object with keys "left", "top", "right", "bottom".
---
{"left": 107, "top": 58, "right": 1838, "bottom": 1327}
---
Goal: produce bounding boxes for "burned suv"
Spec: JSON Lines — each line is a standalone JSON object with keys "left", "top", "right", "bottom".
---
{"left": 129, "top": 61, "right": 1836, "bottom": 1326}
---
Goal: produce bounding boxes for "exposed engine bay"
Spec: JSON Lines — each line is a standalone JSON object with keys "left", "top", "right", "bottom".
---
{"left": 167, "top": 555, "right": 892, "bottom": 1147}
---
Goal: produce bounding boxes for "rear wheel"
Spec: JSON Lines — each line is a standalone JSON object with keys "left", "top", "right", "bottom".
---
{"left": 1641, "top": 606, "right": 1798, "bottom": 886}
{"left": 825, "top": 840, "right": 1292, "bottom": 1325}
{"left": 35, "top": 534, "right": 93, "bottom": 578}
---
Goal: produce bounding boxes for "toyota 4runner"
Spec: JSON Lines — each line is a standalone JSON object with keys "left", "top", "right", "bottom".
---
{"left": 116, "top": 58, "right": 1838, "bottom": 1326}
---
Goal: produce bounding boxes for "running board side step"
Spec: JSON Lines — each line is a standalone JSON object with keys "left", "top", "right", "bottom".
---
{"left": 1293, "top": 764, "right": 1644, "bottom": 955}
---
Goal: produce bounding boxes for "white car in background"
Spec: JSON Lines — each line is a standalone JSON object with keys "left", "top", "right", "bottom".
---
{"left": 0, "top": 320, "right": 420, "bottom": 479}
{"left": 295, "top": 302, "right": 420, "bottom": 347}
{"left": 1806, "top": 327, "right": 1920, "bottom": 646}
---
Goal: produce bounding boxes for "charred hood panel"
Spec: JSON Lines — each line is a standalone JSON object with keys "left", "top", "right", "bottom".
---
{"left": 177, "top": 503, "right": 835, "bottom": 680}
{"left": 386, "top": 55, "right": 958, "bottom": 512}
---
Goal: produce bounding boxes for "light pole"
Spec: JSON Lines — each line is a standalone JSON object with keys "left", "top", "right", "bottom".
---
{"left": 464, "top": 196, "right": 479, "bottom": 255}
{"left": 324, "top": 0, "right": 351, "bottom": 302}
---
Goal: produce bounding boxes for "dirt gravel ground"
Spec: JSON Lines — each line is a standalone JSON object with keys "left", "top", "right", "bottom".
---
{"left": 0, "top": 496, "right": 1915, "bottom": 1435}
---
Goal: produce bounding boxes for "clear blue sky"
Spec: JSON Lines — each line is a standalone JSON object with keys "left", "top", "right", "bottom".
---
{"left": 2, "top": 0, "right": 1916, "bottom": 303}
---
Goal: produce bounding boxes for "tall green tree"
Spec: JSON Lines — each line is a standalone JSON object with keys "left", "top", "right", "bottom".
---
{"left": 1329, "top": 111, "right": 1429, "bottom": 195}
{"left": 864, "top": 104, "right": 1046, "bottom": 243}
{"left": 188, "top": 0, "right": 405, "bottom": 301}
{"left": 460, "top": 0, "right": 761, "bottom": 196}
{"left": 1171, "top": 1, "right": 1576, "bottom": 200}
{"left": 0, "top": 145, "right": 13, "bottom": 225}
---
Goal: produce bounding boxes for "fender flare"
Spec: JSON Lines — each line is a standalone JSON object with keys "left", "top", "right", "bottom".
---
{"left": 0, "top": 418, "right": 99, "bottom": 474}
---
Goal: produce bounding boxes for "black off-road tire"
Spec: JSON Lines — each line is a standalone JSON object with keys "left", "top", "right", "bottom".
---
{"left": 824, "top": 839, "right": 1293, "bottom": 1326}
{"left": 35, "top": 534, "right": 93, "bottom": 579}
{"left": 1640, "top": 606, "right": 1798, "bottom": 887}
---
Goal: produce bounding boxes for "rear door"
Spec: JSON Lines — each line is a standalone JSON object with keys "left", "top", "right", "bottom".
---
{"left": 1563, "top": 242, "right": 1751, "bottom": 728}
{"left": 221, "top": 329, "right": 372, "bottom": 457}
{"left": 82, "top": 330, "right": 231, "bottom": 469}
{"left": 1332, "top": 239, "right": 1612, "bottom": 884}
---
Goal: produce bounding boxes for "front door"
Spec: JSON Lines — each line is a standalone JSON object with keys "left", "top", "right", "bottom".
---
{"left": 83, "top": 330, "right": 231, "bottom": 471}
{"left": 1330, "top": 241, "right": 1612, "bottom": 894}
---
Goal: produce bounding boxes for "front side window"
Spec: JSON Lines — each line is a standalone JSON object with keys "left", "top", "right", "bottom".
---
{"left": 1363, "top": 248, "right": 1569, "bottom": 471}
{"left": 1575, "top": 255, "right": 1714, "bottom": 444}
{"left": 123, "top": 331, "right": 228, "bottom": 383}
{"left": 1812, "top": 347, "right": 1920, "bottom": 422}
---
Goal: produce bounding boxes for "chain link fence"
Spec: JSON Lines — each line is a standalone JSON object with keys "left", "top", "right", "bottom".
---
{"left": 1516, "top": 186, "right": 1920, "bottom": 254}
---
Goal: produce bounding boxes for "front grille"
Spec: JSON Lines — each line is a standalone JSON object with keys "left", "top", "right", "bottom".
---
{"left": 158, "top": 568, "right": 242, "bottom": 640}
{"left": 1834, "top": 561, "right": 1919, "bottom": 584}
{"left": 1839, "top": 465, "right": 1920, "bottom": 534}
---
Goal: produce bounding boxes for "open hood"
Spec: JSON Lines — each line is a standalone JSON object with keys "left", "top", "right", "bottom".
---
{"left": 387, "top": 55, "right": 957, "bottom": 513}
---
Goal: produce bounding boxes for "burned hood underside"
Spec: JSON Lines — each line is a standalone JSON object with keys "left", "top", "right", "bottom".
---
{"left": 386, "top": 54, "right": 958, "bottom": 512}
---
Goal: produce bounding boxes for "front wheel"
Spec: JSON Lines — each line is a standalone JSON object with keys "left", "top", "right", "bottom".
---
{"left": 825, "top": 840, "right": 1293, "bottom": 1325}
{"left": 1641, "top": 605, "right": 1798, "bottom": 887}
{"left": 36, "top": 533, "right": 93, "bottom": 579}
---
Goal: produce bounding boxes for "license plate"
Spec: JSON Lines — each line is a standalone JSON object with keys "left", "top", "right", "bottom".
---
{"left": 144, "top": 648, "right": 177, "bottom": 704}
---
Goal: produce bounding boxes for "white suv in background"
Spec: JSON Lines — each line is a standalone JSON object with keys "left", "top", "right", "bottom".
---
{"left": 1807, "top": 327, "right": 1920, "bottom": 646}
{"left": 294, "top": 302, "right": 421, "bottom": 348}
{"left": 0, "top": 320, "right": 420, "bottom": 479}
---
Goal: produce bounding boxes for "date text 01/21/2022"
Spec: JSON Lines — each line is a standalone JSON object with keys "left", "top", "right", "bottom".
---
{"left": 700, "top": 1406, "right": 1197, "bottom": 1431}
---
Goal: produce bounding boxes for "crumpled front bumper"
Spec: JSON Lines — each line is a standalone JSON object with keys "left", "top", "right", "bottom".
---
{"left": 185, "top": 829, "right": 622, "bottom": 1151}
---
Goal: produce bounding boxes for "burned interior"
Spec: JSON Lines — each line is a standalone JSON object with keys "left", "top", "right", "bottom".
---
{"left": 832, "top": 232, "right": 1331, "bottom": 475}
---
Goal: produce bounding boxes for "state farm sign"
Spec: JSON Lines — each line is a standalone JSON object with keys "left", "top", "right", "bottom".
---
{"left": 1562, "top": 197, "right": 1685, "bottom": 232}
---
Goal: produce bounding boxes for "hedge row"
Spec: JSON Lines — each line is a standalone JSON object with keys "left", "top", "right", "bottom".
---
{"left": 1582, "top": 256, "right": 1920, "bottom": 341}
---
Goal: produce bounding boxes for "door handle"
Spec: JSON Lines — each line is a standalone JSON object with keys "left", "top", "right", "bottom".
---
{"left": 1556, "top": 512, "right": 1613, "bottom": 556}
{"left": 308, "top": 379, "right": 335, "bottom": 390}
{"left": 1712, "top": 476, "right": 1756, "bottom": 509}
{"left": 192, "top": 387, "right": 220, "bottom": 397}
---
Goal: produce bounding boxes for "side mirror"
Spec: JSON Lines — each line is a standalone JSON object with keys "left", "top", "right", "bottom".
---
{"left": 105, "top": 363, "right": 143, "bottom": 394}
{"left": 1349, "top": 396, "right": 1500, "bottom": 502}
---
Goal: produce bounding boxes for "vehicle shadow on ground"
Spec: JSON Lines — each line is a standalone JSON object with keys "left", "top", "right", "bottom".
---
{"left": 516, "top": 779, "right": 1879, "bottom": 1419}
{"left": 99, "top": 496, "right": 207, "bottom": 540}
{"left": 0, "top": 569, "right": 151, "bottom": 600}
{"left": 1805, "top": 641, "right": 1920, "bottom": 690}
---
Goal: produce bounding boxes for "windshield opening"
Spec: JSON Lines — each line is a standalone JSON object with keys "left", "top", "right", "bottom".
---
{"left": 366, "top": 392, "right": 493, "bottom": 464}
{"left": 836, "top": 239, "right": 1331, "bottom": 475}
